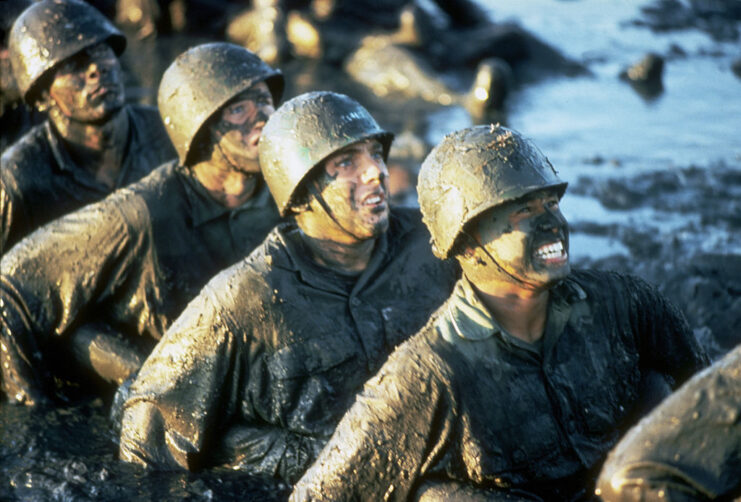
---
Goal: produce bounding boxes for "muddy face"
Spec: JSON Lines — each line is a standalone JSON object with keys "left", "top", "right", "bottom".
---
{"left": 209, "top": 81, "right": 275, "bottom": 174}
{"left": 312, "top": 138, "right": 390, "bottom": 242}
{"left": 472, "top": 189, "right": 570, "bottom": 288}
{"left": 46, "top": 43, "right": 125, "bottom": 123}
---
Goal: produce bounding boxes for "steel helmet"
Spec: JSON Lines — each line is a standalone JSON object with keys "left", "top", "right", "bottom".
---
{"left": 8, "top": 0, "right": 126, "bottom": 104}
{"left": 259, "top": 91, "right": 394, "bottom": 216}
{"left": 158, "top": 42, "right": 284, "bottom": 166}
{"left": 418, "top": 124, "right": 567, "bottom": 259}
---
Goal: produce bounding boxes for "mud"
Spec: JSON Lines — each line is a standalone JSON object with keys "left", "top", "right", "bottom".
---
{"left": 1, "top": 0, "right": 739, "bottom": 500}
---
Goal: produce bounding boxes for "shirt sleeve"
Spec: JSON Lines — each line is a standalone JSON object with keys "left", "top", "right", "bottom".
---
{"left": 291, "top": 339, "right": 455, "bottom": 502}
{"left": 619, "top": 274, "right": 709, "bottom": 385}
{"left": 597, "top": 345, "right": 741, "bottom": 501}
{"left": 119, "top": 281, "right": 244, "bottom": 471}
{"left": 0, "top": 167, "right": 26, "bottom": 256}
{"left": 0, "top": 191, "right": 166, "bottom": 403}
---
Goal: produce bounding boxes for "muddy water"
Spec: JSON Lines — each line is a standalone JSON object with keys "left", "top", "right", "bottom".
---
{"left": 1, "top": 1, "right": 739, "bottom": 500}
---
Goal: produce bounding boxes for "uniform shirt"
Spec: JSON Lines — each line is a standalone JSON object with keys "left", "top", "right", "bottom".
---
{"left": 0, "top": 104, "right": 175, "bottom": 254}
{"left": 597, "top": 344, "right": 741, "bottom": 502}
{"left": 291, "top": 271, "right": 709, "bottom": 502}
{"left": 0, "top": 161, "right": 281, "bottom": 403}
{"left": 119, "top": 208, "right": 459, "bottom": 483}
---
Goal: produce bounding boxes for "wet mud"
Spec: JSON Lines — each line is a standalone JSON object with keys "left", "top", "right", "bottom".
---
{"left": 2, "top": 0, "right": 740, "bottom": 500}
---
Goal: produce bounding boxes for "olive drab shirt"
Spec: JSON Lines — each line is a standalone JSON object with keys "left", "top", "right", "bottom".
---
{"left": 119, "top": 208, "right": 459, "bottom": 483}
{"left": 291, "top": 271, "right": 709, "bottom": 502}
{"left": 0, "top": 161, "right": 281, "bottom": 403}
{"left": 0, "top": 104, "right": 175, "bottom": 254}
{"left": 598, "top": 344, "right": 741, "bottom": 502}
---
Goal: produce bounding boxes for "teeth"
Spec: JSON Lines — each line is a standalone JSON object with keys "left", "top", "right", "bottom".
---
{"left": 365, "top": 195, "right": 382, "bottom": 205}
{"left": 536, "top": 241, "right": 565, "bottom": 260}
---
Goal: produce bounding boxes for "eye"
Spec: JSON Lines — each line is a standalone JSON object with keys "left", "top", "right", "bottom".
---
{"left": 229, "top": 104, "right": 245, "bottom": 115}
{"left": 546, "top": 199, "right": 560, "bottom": 209}
{"left": 516, "top": 205, "right": 532, "bottom": 215}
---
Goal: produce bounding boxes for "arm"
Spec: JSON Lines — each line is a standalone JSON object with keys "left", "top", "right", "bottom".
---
{"left": 0, "top": 167, "right": 27, "bottom": 255}
{"left": 291, "top": 340, "right": 455, "bottom": 502}
{"left": 624, "top": 274, "right": 709, "bottom": 385}
{"left": 0, "top": 192, "right": 166, "bottom": 404}
{"left": 598, "top": 345, "right": 741, "bottom": 501}
{"left": 119, "top": 281, "right": 244, "bottom": 471}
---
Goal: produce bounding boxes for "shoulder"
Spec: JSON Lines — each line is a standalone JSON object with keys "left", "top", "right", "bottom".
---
{"left": 1, "top": 122, "right": 51, "bottom": 175}
{"left": 567, "top": 268, "right": 659, "bottom": 298}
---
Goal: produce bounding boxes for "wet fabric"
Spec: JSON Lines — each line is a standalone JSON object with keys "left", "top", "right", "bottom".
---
{"left": 0, "top": 104, "right": 175, "bottom": 254}
{"left": 291, "top": 270, "right": 709, "bottom": 502}
{"left": 597, "top": 344, "right": 741, "bottom": 502}
{"left": 119, "top": 208, "right": 459, "bottom": 483}
{"left": 0, "top": 161, "right": 281, "bottom": 403}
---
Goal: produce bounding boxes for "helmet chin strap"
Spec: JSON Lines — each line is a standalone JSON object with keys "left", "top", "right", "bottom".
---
{"left": 306, "top": 180, "right": 365, "bottom": 242}
{"left": 465, "top": 231, "right": 534, "bottom": 288}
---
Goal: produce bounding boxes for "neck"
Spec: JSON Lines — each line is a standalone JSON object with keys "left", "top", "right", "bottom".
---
{"left": 190, "top": 159, "right": 259, "bottom": 208}
{"left": 50, "top": 108, "right": 129, "bottom": 188}
{"left": 297, "top": 226, "right": 377, "bottom": 274}
{"left": 466, "top": 273, "right": 550, "bottom": 344}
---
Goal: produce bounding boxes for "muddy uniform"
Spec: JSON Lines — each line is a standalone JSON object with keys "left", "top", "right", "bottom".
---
{"left": 292, "top": 270, "right": 709, "bottom": 502}
{"left": 119, "top": 207, "right": 458, "bottom": 483}
{"left": 0, "top": 105, "right": 174, "bottom": 254}
{"left": 598, "top": 344, "right": 741, "bottom": 502}
{"left": 0, "top": 161, "right": 281, "bottom": 402}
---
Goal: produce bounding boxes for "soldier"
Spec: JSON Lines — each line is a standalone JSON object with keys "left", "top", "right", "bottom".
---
{"left": 597, "top": 344, "right": 741, "bottom": 502}
{"left": 0, "top": 43, "right": 284, "bottom": 406}
{"left": 119, "top": 91, "right": 459, "bottom": 483}
{"left": 1, "top": 0, "right": 176, "bottom": 254}
{"left": 0, "top": 0, "right": 40, "bottom": 155}
{"left": 291, "top": 125, "right": 708, "bottom": 501}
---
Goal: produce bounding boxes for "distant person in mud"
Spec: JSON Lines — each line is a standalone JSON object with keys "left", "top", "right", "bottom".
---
{"left": 119, "top": 91, "right": 459, "bottom": 483}
{"left": 0, "top": 0, "right": 176, "bottom": 255}
{"left": 291, "top": 125, "right": 709, "bottom": 502}
{"left": 0, "top": 43, "right": 284, "bottom": 406}
{"left": 0, "top": 0, "right": 42, "bottom": 155}
{"left": 598, "top": 343, "right": 741, "bottom": 502}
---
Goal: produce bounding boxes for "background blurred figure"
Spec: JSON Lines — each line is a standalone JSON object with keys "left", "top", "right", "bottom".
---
{"left": 1, "top": 0, "right": 175, "bottom": 254}
{"left": 0, "top": 43, "right": 283, "bottom": 406}
{"left": 0, "top": 0, "right": 42, "bottom": 155}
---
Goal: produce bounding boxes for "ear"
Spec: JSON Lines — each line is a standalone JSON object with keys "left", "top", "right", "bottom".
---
{"left": 35, "top": 89, "right": 53, "bottom": 113}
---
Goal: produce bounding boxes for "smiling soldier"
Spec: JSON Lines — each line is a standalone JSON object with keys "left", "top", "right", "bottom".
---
{"left": 0, "top": 43, "right": 284, "bottom": 406}
{"left": 291, "top": 124, "right": 709, "bottom": 501}
{"left": 119, "top": 91, "right": 458, "bottom": 483}
{"left": 1, "top": 0, "right": 176, "bottom": 254}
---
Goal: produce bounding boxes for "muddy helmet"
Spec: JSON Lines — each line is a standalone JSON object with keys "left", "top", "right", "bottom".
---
{"left": 418, "top": 124, "right": 568, "bottom": 259}
{"left": 259, "top": 91, "right": 394, "bottom": 216}
{"left": 8, "top": 0, "right": 126, "bottom": 104}
{"left": 158, "top": 42, "right": 284, "bottom": 166}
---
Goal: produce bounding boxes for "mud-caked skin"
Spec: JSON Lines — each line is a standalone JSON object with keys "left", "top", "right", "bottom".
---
{"left": 291, "top": 125, "right": 708, "bottom": 501}
{"left": 0, "top": 162, "right": 281, "bottom": 404}
{"left": 597, "top": 345, "right": 741, "bottom": 502}
{"left": 119, "top": 208, "right": 458, "bottom": 482}
{"left": 291, "top": 270, "right": 708, "bottom": 501}
{"left": 0, "top": 105, "right": 174, "bottom": 254}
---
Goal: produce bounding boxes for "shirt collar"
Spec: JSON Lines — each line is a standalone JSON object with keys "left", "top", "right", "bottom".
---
{"left": 178, "top": 167, "right": 274, "bottom": 227}
{"left": 439, "top": 274, "right": 588, "bottom": 345}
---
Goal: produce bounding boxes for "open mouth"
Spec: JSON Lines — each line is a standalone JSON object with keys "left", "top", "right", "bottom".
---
{"left": 535, "top": 240, "right": 568, "bottom": 264}
{"left": 362, "top": 191, "right": 386, "bottom": 209}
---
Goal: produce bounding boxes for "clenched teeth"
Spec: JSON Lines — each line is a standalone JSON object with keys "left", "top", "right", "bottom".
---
{"left": 535, "top": 240, "right": 566, "bottom": 260}
{"left": 364, "top": 195, "right": 382, "bottom": 205}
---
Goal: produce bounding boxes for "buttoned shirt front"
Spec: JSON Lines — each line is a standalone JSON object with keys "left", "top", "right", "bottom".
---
{"left": 0, "top": 104, "right": 175, "bottom": 254}
{"left": 0, "top": 162, "right": 281, "bottom": 403}
{"left": 119, "top": 208, "right": 459, "bottom": 482}
{"left": 292, "top": 270, "right": 709, "bottom": 501}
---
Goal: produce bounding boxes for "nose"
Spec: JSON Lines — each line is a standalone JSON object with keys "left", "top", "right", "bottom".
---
{"left": 536, "top": 207, "right": 561, "bottom": 232}
{"left": 359, "top": 156, "right": 387, "bottom": 185}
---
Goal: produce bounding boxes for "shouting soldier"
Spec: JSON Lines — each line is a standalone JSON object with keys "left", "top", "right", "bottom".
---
{"left": 291, "top": 125, "right": 708, "bottom": 501}
{"left": 0, "top": 43, "right": 283, "bottom": 406}
{"left": 119, "top": 91, "right": 459, "bottom": 483}
{"left": 1, "top": 0, "right": 176, "bottom": 254}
